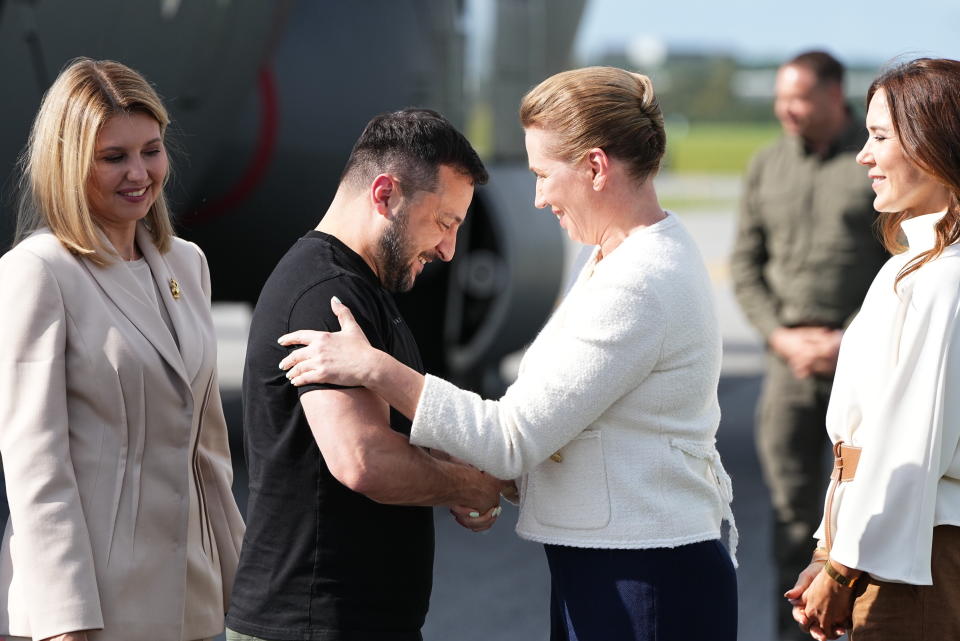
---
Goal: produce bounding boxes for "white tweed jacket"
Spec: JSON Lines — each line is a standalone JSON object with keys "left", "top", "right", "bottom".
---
{"left": 411, "top": 213, "right": 736, "bottom": 555}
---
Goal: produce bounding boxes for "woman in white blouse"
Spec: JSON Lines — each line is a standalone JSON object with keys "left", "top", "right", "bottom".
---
{"left": 786, "top": 58, "right": 960, "bottom": 641}
{"left": 278, "top": 67, "right": 738, "bottom": 641}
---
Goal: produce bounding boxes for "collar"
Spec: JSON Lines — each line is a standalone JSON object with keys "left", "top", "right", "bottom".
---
{"left": 901, "top": 210, "right": 949, "bottom": 253}
{"left": 305, "top": 230, "right": 383, "bottom": 289}
{"left": 81, "top": 222, "right": 195, "bottom": 387}
{"left": 587, "top": 210, "right": 679, "bottom": 276}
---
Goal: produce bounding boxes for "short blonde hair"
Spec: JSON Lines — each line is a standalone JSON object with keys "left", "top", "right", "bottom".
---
{"left": 15, "top": 57, "right": 174, "bottom": 263}
{"left": 519, "top": 66, "right": 666, "bottom": 182}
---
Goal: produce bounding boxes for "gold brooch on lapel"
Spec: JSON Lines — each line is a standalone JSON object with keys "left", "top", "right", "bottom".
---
{"left": 169, "top": 278, "right": 182, "bottom": 300}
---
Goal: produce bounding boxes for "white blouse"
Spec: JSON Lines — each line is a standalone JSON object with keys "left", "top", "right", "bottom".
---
{"left": 817, "top": 211, "right": 960, "bottom": 584}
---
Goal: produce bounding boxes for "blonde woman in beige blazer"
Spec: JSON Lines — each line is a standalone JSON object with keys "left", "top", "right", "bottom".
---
{"left": 0, "top": 59, "right": 244, "bottom": 641}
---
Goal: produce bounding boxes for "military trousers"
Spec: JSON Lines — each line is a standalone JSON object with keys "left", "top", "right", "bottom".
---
{"left": 756, "top": 352, "right": 833, "bottom": 641}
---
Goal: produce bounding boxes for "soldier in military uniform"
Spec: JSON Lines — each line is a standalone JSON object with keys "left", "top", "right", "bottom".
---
{"left": 730, "top": 50, "right": 888, "bottom": 641}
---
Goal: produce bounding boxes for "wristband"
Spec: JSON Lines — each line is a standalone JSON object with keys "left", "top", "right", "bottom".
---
{"left": 823, "top": 559, "right": 860, "bottom": 588}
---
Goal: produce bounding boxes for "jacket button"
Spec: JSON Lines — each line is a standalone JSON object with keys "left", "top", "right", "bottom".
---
{"left": 549, "top": 452, "right": 563, "bottom": 463}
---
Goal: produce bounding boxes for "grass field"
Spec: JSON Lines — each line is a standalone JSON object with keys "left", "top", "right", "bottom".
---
{"left": 664, "top": 122, "right": 780, "bottom": 174}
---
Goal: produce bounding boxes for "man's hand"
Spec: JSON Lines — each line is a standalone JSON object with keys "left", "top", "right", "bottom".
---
{"left": 451, "top": 469, "right": 503, "bottom": 532}
{"left": 500, "top": 479, "right": 520, "bottom": 504}
{"left": 769, "top": 327, "right": 843, "bottom": 379}
{"left": 807, "top": 328, "right": 843, "bottom": 376}
{"left": 769, "top": 327, "right": 820, "bottom": 377}
{"left": 429, "top": 450, "right": 504, "bottom": 532}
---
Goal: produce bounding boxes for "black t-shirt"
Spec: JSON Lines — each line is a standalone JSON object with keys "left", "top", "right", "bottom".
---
{"left": 227, "top": 231, "right": 431, "bottom": 641}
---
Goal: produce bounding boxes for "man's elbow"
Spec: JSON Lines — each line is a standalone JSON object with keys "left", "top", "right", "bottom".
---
{"left": 326, "top": 450, "right": 388, "bottom": 499}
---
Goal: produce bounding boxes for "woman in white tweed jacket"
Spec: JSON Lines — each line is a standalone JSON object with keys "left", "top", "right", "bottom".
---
{"left": 280, "top": 67, "right": 737, "bottom": 641}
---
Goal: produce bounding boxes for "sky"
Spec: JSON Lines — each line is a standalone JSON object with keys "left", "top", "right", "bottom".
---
{"left": 573, "top": 0, "right": 960, "bottom": 67}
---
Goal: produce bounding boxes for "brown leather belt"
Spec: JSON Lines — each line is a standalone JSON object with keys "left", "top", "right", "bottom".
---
{"left": 825, "top": 442, "right": 861, "bottom": 551}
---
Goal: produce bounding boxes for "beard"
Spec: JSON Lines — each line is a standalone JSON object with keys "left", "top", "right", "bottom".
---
{"left": 376, "top": 208, "right": 417, "bottom": 293}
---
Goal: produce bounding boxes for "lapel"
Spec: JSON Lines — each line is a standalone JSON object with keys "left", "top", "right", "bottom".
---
{"left": 136, "top": 223, "right": 205, "bottom": 386}
{"left": 81, "top": 224, "right": 191, "bottom": 389}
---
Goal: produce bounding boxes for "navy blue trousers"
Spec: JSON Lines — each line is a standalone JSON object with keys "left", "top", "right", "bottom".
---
{"left": 545, "top": 540, "right": 737, "bottom": 641}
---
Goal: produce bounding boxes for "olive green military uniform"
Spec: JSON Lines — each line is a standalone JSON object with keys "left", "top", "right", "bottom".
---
{"left": 731, "top": 116, "right": 888, "bottom": 641}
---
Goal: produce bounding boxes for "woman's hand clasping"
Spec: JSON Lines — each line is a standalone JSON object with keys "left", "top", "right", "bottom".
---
{"left": 785, "top": 561, "right": 852, "bottom": 641}
{"left": 279, "top": 296, "right": 376, "bottom": 388}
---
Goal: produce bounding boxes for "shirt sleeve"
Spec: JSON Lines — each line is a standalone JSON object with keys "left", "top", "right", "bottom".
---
{"left": 409, "top": 265, "right": 666, "bottom": 480}
{"left": 286, "top": 276, "right": 389, "bottom": 396}
{"left": 830, "top": 264, "right": 960, "bottom": 584}
{"left": 730, "top": 154, "right": 782, "bottom": 339}
{"left": 0, "top": 249, "right": 104, "bottom": 636}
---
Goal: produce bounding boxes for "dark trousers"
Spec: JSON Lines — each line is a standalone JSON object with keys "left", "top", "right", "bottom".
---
{"left": 545, "top": 540, "right": 737, "bottom": 641}
{"left": 756, "top": 353, "right": 832, "bottom": 641}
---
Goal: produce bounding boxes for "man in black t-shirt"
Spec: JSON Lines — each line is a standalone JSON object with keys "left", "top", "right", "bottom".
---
{"left": 226, "top": 110, "right": 500, "bottom": 641}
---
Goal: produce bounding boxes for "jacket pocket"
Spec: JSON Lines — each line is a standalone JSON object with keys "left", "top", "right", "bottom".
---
{"left": 530, "top": 431, "right": 610, "bottom": 530}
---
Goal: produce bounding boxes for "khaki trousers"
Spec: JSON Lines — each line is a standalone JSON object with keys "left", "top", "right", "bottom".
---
{"left": 756, "top": 353, "right": 833, "bottom": 641}
{"left": 851, "top": 525, "right": 960, "bottom": 640}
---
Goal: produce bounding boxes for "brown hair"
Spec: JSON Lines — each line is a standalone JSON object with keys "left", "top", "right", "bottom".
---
{"left": 519, "top": 66, "right": 666, "bottom": 183}
{"left": 15, "top": 57, "right": 175, "bottom": 264}
{"left": 868, "top": 58, "right": 960, "bottom": 287}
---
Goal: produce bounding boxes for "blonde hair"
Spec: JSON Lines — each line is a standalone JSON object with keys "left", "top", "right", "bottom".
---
{"left": 15, "top": 57, "right": 174, "bottom": 264}
{"left": 519, "top": 66, "right": 666, "bottom": 182}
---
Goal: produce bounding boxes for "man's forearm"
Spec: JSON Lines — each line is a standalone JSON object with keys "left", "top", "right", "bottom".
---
{"left": 349, "top": 428, "right": 496, "bottom": 509}
{"left": 733, "top": 281, "right": 781, "bottom": 340}
{"left": 303, "top": 387, "right": 498, "bottom": 511}
{"left": 730, "top": 206, "right": 781, "bottom": 339}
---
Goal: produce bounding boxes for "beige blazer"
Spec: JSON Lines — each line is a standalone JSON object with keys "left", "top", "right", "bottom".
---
{"left": 0, "top": 223, "right": 244, "bottom": 641}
